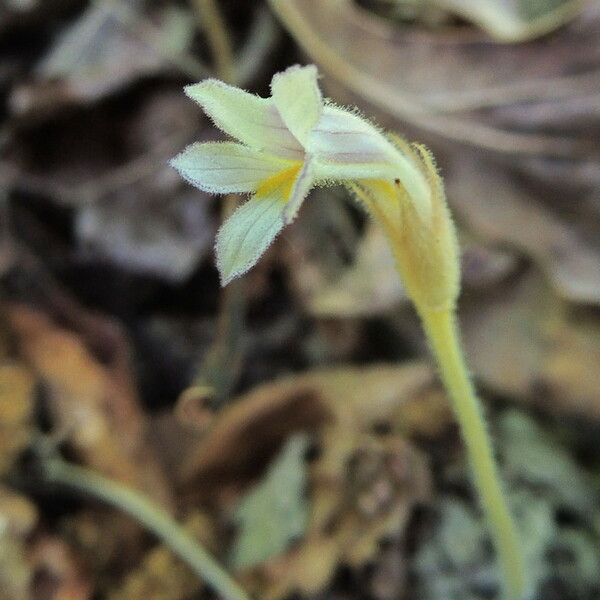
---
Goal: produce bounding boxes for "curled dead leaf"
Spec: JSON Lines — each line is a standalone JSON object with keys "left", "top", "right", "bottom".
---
{"left": 180, "top": 363, "right": 448, "bottom": 494}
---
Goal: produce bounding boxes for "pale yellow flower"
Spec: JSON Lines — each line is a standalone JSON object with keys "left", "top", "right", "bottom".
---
{"left": 171, "top": 64, "right": 430, "bottom": 285}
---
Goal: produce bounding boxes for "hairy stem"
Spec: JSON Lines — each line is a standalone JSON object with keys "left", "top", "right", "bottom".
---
{"left": 419, "top": 308, "right": 526, "bottom": 600}
{"left": 43, "top": 458, "right": 250, "bottom": 600}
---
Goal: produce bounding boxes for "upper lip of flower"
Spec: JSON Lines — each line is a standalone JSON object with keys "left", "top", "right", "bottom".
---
{"left": 170, "top": 64, "right": 431, "bottom": 285}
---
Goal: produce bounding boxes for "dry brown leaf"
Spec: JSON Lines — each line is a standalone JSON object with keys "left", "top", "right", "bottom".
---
{"left": 446, "top": 156, "right": 600, "bottom": 305}
{"left": 180, "top": 363, "right": 448, "bottom": 598}
{"left": 279, "top": 188, "right": 364, "bottom": 313}
{"left": 76, "top": 188, "right": 214, "bottom": 283}
{"left": 108, "top": 511, "right": 215, "bottom": 600}
{"left": 9, "top": 2, "right": 198, "bottom": 116}
{"left": 73, "top": 91, "right": 215, "bottom": 282}
{"left": 180, "top": 362, "right": 448, "bottom": 493}
{"left": 299, "top": 224, "right": 518, "bottom": 318}
{"left": 0, "top": 487, "right": 38, "bottom": 600}
{"left": 461, "top": 271, "right": 550, "bottom": 399}
{"left": 461, "top": 270, "right": 600, "bottom": 418}
{"left": 270, "top": 0, "right": 599, "bottom": 158}
{"left": 248, "top": 428, "right": 431, "bottom": 600}
{"left": 28, "top": 536, "right": 92, "bottom": 600}
{"left": 0, "top": 363, "right": 35, "bottom": 475}
{"left": 0, "top": 486, "right": 38, "bottom": 538}
{"left": 308, "top": 223, "right": 406, "bottom": 317}
{"left": 5, "top": 303, "right": 171, "bottom": 507}
{"left": 541, "top": 311, "right": 600, "bottom": 416}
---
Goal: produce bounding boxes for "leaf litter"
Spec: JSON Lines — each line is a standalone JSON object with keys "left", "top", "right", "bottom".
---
{"left": 0, "top": 0, "right": 599, "bottom": 598}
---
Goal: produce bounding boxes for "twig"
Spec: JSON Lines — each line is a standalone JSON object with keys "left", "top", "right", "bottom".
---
{"left": 185, "top": 0, "right": 246, "bottom": 405}
{"left": 41, "top": 458, "right": 250, "bottom": 600}
{"left": 235, "top": 7, "right": 280, "bottom": 86}
{"left": 192, "top": 0, "right": 235, "bottom": 83}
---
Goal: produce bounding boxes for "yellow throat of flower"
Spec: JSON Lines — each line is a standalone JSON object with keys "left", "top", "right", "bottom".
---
{"left": 255, "top": 162, "right": 303, "bottom": 202}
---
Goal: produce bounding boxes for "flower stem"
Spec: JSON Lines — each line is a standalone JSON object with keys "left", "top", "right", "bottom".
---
{"left": 43, "top": 458, "right": 250, "bottom": 600}
{"left": 418, "top": 307, "right": 526, "bottom": 600}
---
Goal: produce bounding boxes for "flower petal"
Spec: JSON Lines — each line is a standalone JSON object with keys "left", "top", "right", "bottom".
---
{"left": 170, "top": 142, "right": 292, "bottom": 194}
{"left": 308, "top": 104, "right": 398, "bottom": 166}
{"left": 310, "top": 105, "right": 430, "bottom": 218}
{"left": 271, "top": 65, "right": 323, "bottom": 147}
{"left": 282, "top": 159, "right": 315, "bottom": 224}
{"left": 185, "top": 80, "right": 303, "bottom": 159}
{"left": 216, "top": 195, "right": 286, "bottom": 286}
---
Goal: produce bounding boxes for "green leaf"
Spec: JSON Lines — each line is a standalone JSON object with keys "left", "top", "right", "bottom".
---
{"left": 230, "top": 434, "right": 309, "bottom": 570}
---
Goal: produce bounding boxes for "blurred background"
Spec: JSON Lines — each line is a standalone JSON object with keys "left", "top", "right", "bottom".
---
{"left": 1, "top": 1, "right": 599, "bottom": 598}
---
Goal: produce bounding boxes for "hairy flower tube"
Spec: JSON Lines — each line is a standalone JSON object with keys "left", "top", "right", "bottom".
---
{"left": 172, "top": 65, "right": 527, "bottom": 600}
